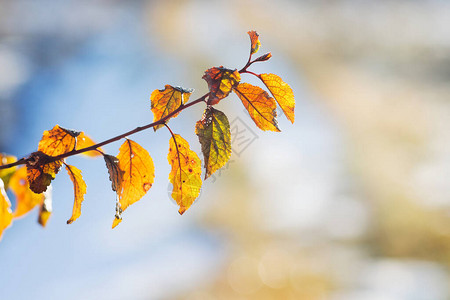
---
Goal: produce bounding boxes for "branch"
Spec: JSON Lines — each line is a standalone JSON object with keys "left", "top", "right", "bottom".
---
{"left": 0, "top": 93, "right": 208, "bottom": 170}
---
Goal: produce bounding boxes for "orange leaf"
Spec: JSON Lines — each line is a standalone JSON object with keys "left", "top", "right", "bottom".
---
{"left": 150, "top": 85, "right": 193, "bottom": 131}
{"left": 195, "top": 107, "right": 232, "bottom": 179}
{"left": 0, "top": 153, "right": 17, "bottom": 188}
{"left": 38, "top": 187, "right": 52, "bottom": 227}
{"left": 203, "top": 66, "right": 241, "bottom": 105}
{"left": 38, "top": 125, "right": 80, "bottom": 157}
{"left": 0, "top": 178, "right": 13, "bottom": 241}
{"left": 26, "top": 151, "right": 62, "bottom": 194}
{"left": 112, "top": 215, "right": 122, "bottom": 229}
{"left": 9, "top": 167, "right": 44, "bottom": 218}
{"left": 167, "top": 134, "right": 202, "bottom": 214}
{"left": 113, "top": 139, "right": 155, "bottom": 226}
{"left": 259, "top": 73, "right": 295, "bottom": 123}
{"left": 65, "top": 164, "right": 87, "bottom": 224}
{"left": 248, "top": 30, "right": 261, "bottom": 54}
{"left": 234, "top": 83, "right": 280, "bottom": 132}
{"left": 76, "top": 132, "right": 103, "bottom": 157}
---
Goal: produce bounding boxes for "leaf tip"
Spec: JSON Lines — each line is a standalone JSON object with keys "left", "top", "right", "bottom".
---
{"left": 112, "top": 217, "right": 122, "bottom": 229}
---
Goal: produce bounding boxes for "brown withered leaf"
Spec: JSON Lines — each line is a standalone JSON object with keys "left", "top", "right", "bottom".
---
{"left": 167, "top": 134, "right": 202, "bottom": 214}
{"left": 9, "top": 167, "right": 44, "bottom": 218}
{"left": 195, "top": 107, "right": 231, "bottom": 179}
{"left": 203, "top": 66, "right": 241, "bottom": 105}
{"left": 0, "top": 178, "right": 12, "bottom": 241}
{"left": 248, "top": 30, "right": 261, "bottom": 54}
{"left": 151, "top": 85, "right": 193, "bottom": 131}
{"left": 234, "top": 83, "right": 280, "bottom": 132}
{"left": 259, "top": 73, "right": 295, "bottom": 123}
{"left": 0, "top": 153, "right": 17, "bottom": 188}
{"left": 104, "top": 154, "right": 123, "bottom": 192}
{"left": 76, "top": 132, "right": 103, "bottom": 157}
{"left": 38, "top": 125, "right": 80, "bottom": 157}
{"left": 113, "top": 139, "right": 155, "bottom": 227}
{"left": 65, "top": 164, "right": 87, "bottom": 224}
{"left": 26, "top": 151, "right": 62, "bottom": 194}
{"left": 38, "top": 187, "right": 52, "bottom": 227}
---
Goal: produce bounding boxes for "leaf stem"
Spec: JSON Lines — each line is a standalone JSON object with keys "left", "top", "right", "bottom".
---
{"left": 0, "top": 93, "right": 208, "bottom": 170}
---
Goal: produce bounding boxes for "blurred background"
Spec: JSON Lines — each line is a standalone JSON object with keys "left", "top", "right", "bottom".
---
{"left": 1, "top": 0, "right": 449, "bottom": 299}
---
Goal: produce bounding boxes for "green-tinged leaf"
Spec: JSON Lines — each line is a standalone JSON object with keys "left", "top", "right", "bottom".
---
{"left": 195, "top": 107, "right": 231, "bottom": 179}
{"left": 0, "top": 153, "right": 17, "bottom": 189}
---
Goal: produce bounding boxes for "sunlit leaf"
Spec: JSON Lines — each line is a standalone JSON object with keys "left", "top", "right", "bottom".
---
{"left": 38, "top": 187, "right": 52, "bottom": 227}
{"left": 104, "top": 154, "right": 123, "bottom": 192}
{"left": 151, "top": 85, "right": 193, "bottom": 131}
{"left": 259, "top": 73, "right": 295, "bottom": 123}
{"left": 9, "top": 167, "right": 44, "bottom": 218}
{"left": 38, "top": 125, "right": 80, "bottom": 157}
{"left": 167, "top": 134, "right": 202, "bottom": 214}
{"left": 234, "top": 83, "right": 280, "bottom": 132}
{"left": 0, "top": 153, "right": 17, "bottom": 189}
{"left": 248, "top": 30, "right": 261, "bottom": 54}
{"left": 114, "top": 139, "right": 155, "bottom": 226}
{"left": 112, "top": 217, "right": 122, "bottom": 229}
{"left": 195, "top": 107, "right": 231, "bottom": 179}
{"left": 76, "top": 132, "right": 103, "bottom": 157}
{"left": 203, "top": 66, "right": 241, "bottom": 105}
{"left": 26, "top": 151, "right": 62, "bottom": 194}
{"left": 65, "top": 164, "right": 87, "bottom": 224}
{"left": 0, "top": 178, "right": 12, "bottom": 241}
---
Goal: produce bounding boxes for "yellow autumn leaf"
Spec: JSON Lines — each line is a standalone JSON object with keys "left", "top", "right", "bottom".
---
{"left": 259, "top": 73, "right": 295, "bottom": 123}
{"left": 234, "top": 83, "right": 280, "bottom": 132}
{"left": 195, "top": 107, "right": 231, "bottom": 179}
{"left": 38, "top": 125, "right": 79, "bottom": 156}
{"left": 65, "top": 164, "right": 87, "bottom": 224}
{"left": 76, "top": 132, "right": 103, "bottom": 157}
{"left": 9, "top": 167, "right": 44, "bottom": 218}
{"left": 150, "top": 85, "right": 193, "bottom": 131}
{"left": 113, "top": 139, "right": 155, "bottom": 227}
{"left": 0, "top": 178, "right": 12, "bottom": 241}
{"left": 203, "top": 66, "right": 241, "bottom": 105}
{"left": 167, "top": 134, "right": 202, "bottom": 214}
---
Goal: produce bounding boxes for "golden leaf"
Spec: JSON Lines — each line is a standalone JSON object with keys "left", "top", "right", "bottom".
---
{"left": 9, "top": 167, "right": 44, "bottom": 218}
{"left": 195, "top": 107, "right": 231, "bottom": 179}
{"left": 38, "top": 125, "right": 80, "bottom": 156}
{"left": 203, "top": 66, "right": 241, "bottom": 105}
{"left": 0, "top": 178, "right": 12, "bottom": 241}
{"left": 151, "top": 85, "right": 193, "bottom": 131}
{"left": 65, "top": 164, "right": 87, "bottom": 224}
{"left": 113, "top": 139, "right": 155, "bottom": 226}
{"left": 76, "top": 132, "right": 103, "bottom": 157}
{"left": 167, "top": 134, "right": 202, "bottom": 214}
{"left": 259, "top": 73, "right": 295, "bottom": 123}
{"left": 234, "top": 83, "right": 280, "bottom": 132}
{"left": 248, "top": 30, "right": 261, "bottom": 54}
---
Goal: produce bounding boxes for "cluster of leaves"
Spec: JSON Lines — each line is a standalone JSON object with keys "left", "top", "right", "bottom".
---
{"left": 0, "top": 31, "right": 295, "bottom": 241}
